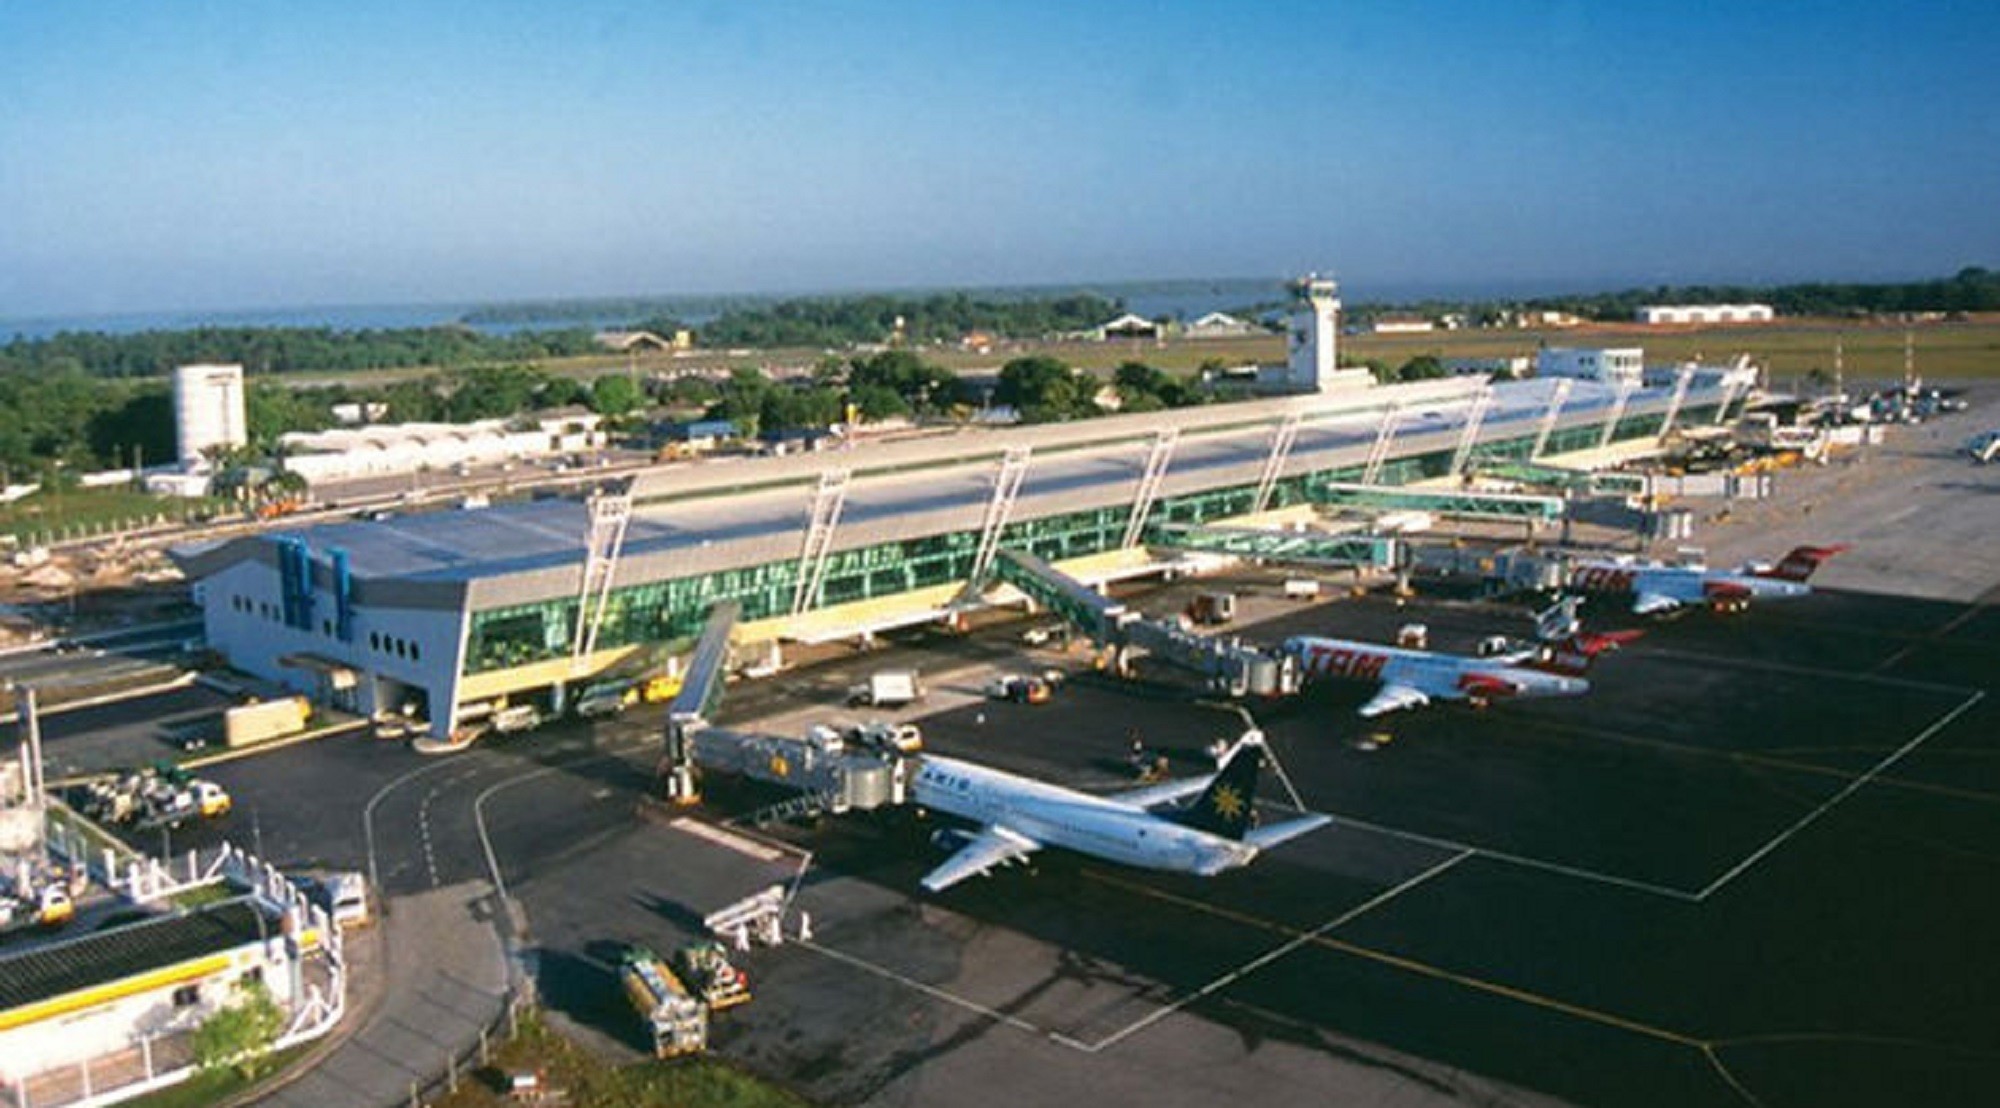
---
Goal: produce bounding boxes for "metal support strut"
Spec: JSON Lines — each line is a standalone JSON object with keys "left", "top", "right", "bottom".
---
{"left": 1122, "top": 429, "right": 1179, "bottom": 548}
{"left": 571, "top": 489, "right": 633, "bottom": 668}
{"left": 1361, "top": 403, "right": 1403, "bottom": 485}
{"left": 1530, "top": 378, "right": 1572, "bottom": 460}
{"left": 792, "top": 469, "right": 851, "bottom": 617}
{"left": 1252, "top": 412, "right": 1303, "bottom": 514}
{"left": 969, "top": 447, "right": 1032, "bottom": 586}
{"left": 1448, "top": 386, "right": 1495, "bottom": 476}
{"left": 1658, "top": 366, "right": 1695, "bottom": 441}
{"left": 1597, "top": 380, "right": 1636, "bottom": 451}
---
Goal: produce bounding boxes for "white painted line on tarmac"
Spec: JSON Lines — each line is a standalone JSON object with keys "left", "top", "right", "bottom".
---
{"left": 670, "top": 817, "right": 786, "bottom": 862}
{"left": 1084, "top": 849, "right": 1473, "bottom": 1054}
{"left": 1697, "top": 689, "right": 1986, "bottom": 902}
{"left": 1325, "top": 810, "right": 1702, "bottom": 902}
{"left": 793, "top": 937, "right": 1077, "bottom": 1048}
{"left": 1636, "top": 646, "right": 1978, "bottom": 697}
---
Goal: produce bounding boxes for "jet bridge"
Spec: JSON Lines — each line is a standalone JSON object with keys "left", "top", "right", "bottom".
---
{"left": 987, "top": 549, "right": 1298, "bottom": 697}
{"left": 661, "top": 601, "right": 907, "bottom": 812}
{"left": 1147, "top": 523, "right": 1402, "bottom": 570}
{"left": 1308, "top": 481, "right": 1567, "bottom": 526}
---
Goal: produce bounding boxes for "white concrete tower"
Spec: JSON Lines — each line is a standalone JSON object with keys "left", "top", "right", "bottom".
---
{"left": 172, "top": 363, "right": 248, "bottom": 464}
{"left": 1286, "top": 275, "right": 1341, "bottom": 391}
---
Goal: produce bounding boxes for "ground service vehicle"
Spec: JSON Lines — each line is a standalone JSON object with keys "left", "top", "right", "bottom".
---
{"left": 621, "top": 948, "right": 707, "bottom": 1057}
{"left": 491, "top": 704, "right": 542, "bottom": 734}
{"left": 641, "top": 673, "right": 685, "bottom": 703}
{"left": 1966, "top": 429, "right": 2000, "bottom": 464}
{"left": 984, "top": 675, "right": 1051, "bottom": 704}
{"left": 674, "top": 941, "right": 752, "bottom": 1010}
{"left": 576, "top": 679, "right": 639, "bottom": 718}
{"left": 850, "top": 721, "right": 924, "bottom": 753}
{"left": 848, "top": 669, "right": 922, "bottom": 707}
{"left": 1188, "top": 591, "right": 1237, "bottom": 625}
{"left": 223, "top": 696, "right": 312, "bottom": 748}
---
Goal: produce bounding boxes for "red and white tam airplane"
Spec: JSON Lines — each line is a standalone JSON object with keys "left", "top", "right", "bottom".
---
{"left": 1566, "top": 544, "right": 1847, "bottom": 616}
{"left": 1281, "top": 601, "right": 1639, "bottom": 719}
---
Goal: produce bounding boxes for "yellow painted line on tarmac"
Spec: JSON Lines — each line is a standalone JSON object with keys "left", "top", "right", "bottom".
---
{"left": 1081, "top": 868, "right": 1701, "bottom": 1050}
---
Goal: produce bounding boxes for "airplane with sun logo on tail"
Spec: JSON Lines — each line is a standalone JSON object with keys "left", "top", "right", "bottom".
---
{"left": 908, "top": 732, "right": 1330, "bottom": 893}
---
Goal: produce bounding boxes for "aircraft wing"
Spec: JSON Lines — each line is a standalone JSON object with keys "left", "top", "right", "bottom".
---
{"left": 1358, "top": 683, "right": 1432, "bottom": 717}
{"left": 919, "top": 825, "right": 1042, "bottom": 893}
{"left": 1631, "top": 591, "right": 1683, "bottom": 616}
{"left": 1109, "top": 774, "right": 1216, "bottom": 810}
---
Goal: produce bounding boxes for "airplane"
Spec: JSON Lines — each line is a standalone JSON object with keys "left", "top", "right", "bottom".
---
{"left": 908, "top": 732, "right": 1330, "bottom": 893}
{"left": 1279, "top": 599, "right": 1639, "bottom": 718}
{"left": 1565, "top": 544, "right": 1847, "bottom": 615}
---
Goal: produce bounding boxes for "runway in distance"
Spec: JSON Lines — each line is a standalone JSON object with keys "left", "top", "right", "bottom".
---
{"left": 1280, "top": 599, "right": 1639, "bottom": 718}
{"left": 909, "top": 733, "right": 1330, "bottom": 893}
{"left": 1566, "top": 544, "right": 1847, "bottom": 615}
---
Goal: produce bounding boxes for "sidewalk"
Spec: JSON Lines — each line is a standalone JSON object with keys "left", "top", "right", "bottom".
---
{"left": 255, "top": 883, "right": 511, "bottom": 1108}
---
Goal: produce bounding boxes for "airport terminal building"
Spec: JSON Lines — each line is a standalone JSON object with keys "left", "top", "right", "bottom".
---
{"left": 172, "top": 366, "right": 1737, "bottom": 739}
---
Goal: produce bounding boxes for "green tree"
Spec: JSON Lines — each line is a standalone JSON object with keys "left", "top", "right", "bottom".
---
{"left": 849, "top": 383, "right": 911, "bottom": 421}
{"left": 996, "top": 356, "right": 1090, "bottom": 422}
{"left": 1396, "top": 355, "right": 1448, "bottom": 382}
{"left": 590, "top": 374, "right": 641, "bottom": 417}
{"left": 190, "top": 979, "right": 285, "bottom": 1080}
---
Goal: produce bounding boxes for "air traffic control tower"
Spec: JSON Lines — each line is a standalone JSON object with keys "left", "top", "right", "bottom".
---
{"left": 1285, "top": 275, "right": 1343, "bottom": 392}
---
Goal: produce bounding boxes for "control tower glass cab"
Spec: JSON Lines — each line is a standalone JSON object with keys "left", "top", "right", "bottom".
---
{"left": 1286, "top": 275, "right": 1342, "bottom": 392}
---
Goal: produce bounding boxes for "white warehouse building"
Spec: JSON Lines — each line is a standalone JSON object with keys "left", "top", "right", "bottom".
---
{"left": 1635, "top": 304, "right": 1775, "bottom": 325}
{"left": 279, "top": 411, "right": 605, "bottom": 485}
{"left": 1535, "top": 347, "right": 1645, "bottom": 387}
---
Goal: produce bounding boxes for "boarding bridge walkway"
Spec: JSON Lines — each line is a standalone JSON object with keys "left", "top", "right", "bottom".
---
{"left": 987, "top": 548, "right": 1298, "bottom": 697}
{"left": 1146, "top": 523, "right": 1402, "bottom": 570}
{"left": 991, "top": 549, "right": 1130, "bottom": 645}
{"left": 1308, "top": 481, "right": 1567, "bottom": 525}
{"left": 661, "top": 601, "right": 906, "bottom": 811}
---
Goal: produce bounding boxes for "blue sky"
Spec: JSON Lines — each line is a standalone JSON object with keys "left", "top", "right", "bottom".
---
{"left": 3, "top": 1, "right": 1998, "bottom": 317}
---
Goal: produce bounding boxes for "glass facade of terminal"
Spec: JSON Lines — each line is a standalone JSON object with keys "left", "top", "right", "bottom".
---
{"left": 463, "top": 408, "right": 1703, "bottom": 674}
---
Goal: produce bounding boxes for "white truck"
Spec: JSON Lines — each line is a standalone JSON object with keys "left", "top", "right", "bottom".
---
{"left": 847, "top": 669, "right": 923, "bottom": 708}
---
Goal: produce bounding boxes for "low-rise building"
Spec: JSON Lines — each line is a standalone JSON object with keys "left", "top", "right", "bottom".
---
{"left": 1536, "top": 347, "right": 1645, "bottom": 387}
{"left": 1445, "top": 356, "right": 1532, "bottom": 380}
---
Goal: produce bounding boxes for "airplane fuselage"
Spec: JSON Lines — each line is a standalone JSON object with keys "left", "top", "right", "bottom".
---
{"left": 911, "top": 756, "right": 1255, "bottom": 876}
{"left": 1568, "top": 562, "right": 1812, "bottom": 609}
{"left": 1282, "top": 636, "right": 1588, "bottom": 704}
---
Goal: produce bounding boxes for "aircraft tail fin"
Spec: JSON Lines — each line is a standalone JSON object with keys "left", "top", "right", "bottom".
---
{"left": 1532, "top": 596, "right": 1583, "bottom": 643}
{"left": 1527, "top": 629, "right": 1643, "bottom": 676}
{"left": 1752, "top": 544, "right": 1848, "bottom": 582}
{"left": 1175, "top": 732, "right": 1265, "bottom": 841}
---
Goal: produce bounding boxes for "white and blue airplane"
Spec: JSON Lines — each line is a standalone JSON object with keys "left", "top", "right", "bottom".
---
{"left": 909, "top": 733, "right": 1329, "bottom": 893}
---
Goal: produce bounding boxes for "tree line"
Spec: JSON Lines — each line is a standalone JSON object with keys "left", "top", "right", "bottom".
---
{"left": 0, "top": 325, "right": 602, "bottom": 380}
{"left": 636, "top": 291, "right": 1121, "bottom": 349}
{"left": 1355, "top": 266, "right": 2000, "bottom": 325}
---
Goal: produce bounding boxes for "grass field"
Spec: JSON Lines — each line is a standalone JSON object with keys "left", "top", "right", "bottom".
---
{"left": 552, "top": 314, "right": 2000, "bottom": 383}
{"left": 248, "top": 313, "right": 2000, "bottom": 394}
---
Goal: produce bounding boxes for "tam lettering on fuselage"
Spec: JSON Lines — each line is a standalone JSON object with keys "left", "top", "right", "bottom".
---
{"left": 1299, "top": 642, "right": 1390, "bottom": 680}
{"left": 1572, "top": 565, "right": 1637, "bottom": 594}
